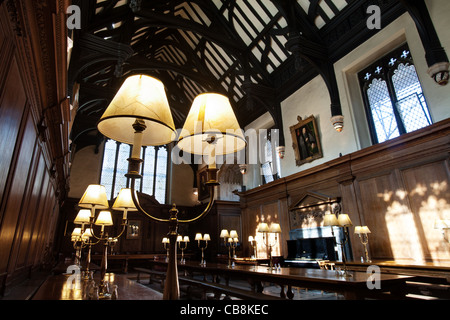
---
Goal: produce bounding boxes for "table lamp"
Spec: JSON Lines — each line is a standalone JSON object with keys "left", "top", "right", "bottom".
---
{"left": 354, "top": 225, "right": 371, "bottom": 262}
{"left": 96, "top": 74, "right": 245, "bottom": 299}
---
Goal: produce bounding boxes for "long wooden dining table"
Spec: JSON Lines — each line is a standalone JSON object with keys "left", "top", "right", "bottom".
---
{"left": 32, "top": 272, "right": 163, "bottom": 300}
{"left": 147, "top": 260, "right": 417, "bottom": 299}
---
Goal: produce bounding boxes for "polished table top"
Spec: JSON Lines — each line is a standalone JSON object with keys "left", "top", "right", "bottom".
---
{"left": 32, "top": 272, "right": 163, "bottom": 300}
{"left": 151, "top": 260, "right": 412, "bottom": 283}
{"left": 148, "top": 260, "right": 415, "bottom": 299}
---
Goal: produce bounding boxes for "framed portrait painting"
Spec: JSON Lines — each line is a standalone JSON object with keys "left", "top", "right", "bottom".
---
{"left": 290, "top": 115, "right": 323, "bottom": 166}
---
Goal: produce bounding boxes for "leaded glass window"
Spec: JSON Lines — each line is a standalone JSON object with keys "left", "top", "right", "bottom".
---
{"left": 359, "top": 44, "right": 432, "bottom": 144}
{"left": 100, "top": 139, "right": 168, "bottom": 204}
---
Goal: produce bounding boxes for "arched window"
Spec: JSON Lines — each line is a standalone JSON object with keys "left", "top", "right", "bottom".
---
{"left": 100, "top": 139, "right": 169, "bottom": 203}
{"left": 359, "top": 44, "right": 432, "bottom": 144}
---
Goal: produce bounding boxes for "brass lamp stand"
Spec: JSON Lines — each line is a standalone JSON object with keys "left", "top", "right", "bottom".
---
{"left": 177, "top": 235, "right": 189, "bottom": 264}
{"left": 248, "top": 236, "right": 257, "bottom": 259}
{"left": 354, "top": 226, "right": 371, "bottom": 263}
{"left": 220, "top": 229, "right": 239, "bottom": 268}
{"left": 257, "top": 223, "right": 281, "bottom": 270}
{"left": 96, "top": 76, "right": 246, "bottom": 300}
{"left": 162, "top": 237, "right": 170, "bottom": 262}
{"left": 195, "top": 233, "right": 211, "bottom": 267}
{"left": 78, "top": 185, "right": 132, "bottom": 299}
{"left": 89, "top": 210, "right": 127, "bottom": 299}
{"left": 324, "top": 204, "right": 353, "bottom": 277}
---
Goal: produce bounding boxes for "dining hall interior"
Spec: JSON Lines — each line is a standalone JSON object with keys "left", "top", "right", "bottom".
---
{"left": 0, "top": 0, "right": 449, "bottom": 304}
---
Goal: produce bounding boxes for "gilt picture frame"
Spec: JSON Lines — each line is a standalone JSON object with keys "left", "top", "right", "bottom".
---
{"left": 290, "top": 115, "right": 323, "bottom": 166}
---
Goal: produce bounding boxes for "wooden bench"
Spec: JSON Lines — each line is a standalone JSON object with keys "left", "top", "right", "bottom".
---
{"left": 133, "top": 267, "right": 283, "bottom": 300}
{"left": 134, "top": 267, "right": 166, "bottom": 290}
{"left": 178, "top": 276, "right": 284, "bottom": 300}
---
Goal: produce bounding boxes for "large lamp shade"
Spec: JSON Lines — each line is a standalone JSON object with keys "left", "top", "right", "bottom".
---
{"left": 177, "top": 93, "right": 246, "bottom": 156}
{"left": 97, "top": 74, "right": 176, "bottom": 147}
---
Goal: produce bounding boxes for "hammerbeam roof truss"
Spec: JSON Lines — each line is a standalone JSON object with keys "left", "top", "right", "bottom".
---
{"left": 69, "top": 0, "right": 405, "bottom": 149}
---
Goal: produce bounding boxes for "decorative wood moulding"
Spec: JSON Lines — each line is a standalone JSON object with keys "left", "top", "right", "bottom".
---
{"left": 288, "top": 191, "right": 340, "bottom": 230}
{"left": 239, "top": 118, "right": 450, "bottom": 200}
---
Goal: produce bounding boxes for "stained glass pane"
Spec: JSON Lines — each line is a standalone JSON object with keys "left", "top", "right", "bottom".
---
{"left": 392, "top": 63, "right": 431, "bottom": 133}
{"left": 155, "top": 147, "right": 167, "bottom": 204}
{"left": 366, "top": 78, "right": 400, "bottom": 143}
{"left": 100, "top": 139, "right": 117, "bottom": 199}
{"left": 142, "top": 147, "right": 155, "bottom": 196}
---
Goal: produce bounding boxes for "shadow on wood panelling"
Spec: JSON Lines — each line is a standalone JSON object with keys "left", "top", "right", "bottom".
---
{"left": 239, "top": 119, "right": 450, "bottom": 264}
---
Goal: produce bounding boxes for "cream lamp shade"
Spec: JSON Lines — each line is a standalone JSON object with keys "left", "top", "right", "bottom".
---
{"left": 177, "top": 93, "right": 246, "bottom": 156}
{"left": 78, "top": 185, "right": 109, "bottom": 212}
{"left": 354, "top": 226, "right": 371, "bottom": 234}
{"left": 162, "top": 237, "right": 169, "bottom": 244}
{"left": 220, "top": 229, "right": 230, "bottom": 238}
{"left": 72, "top": 227, "right": 82, "bottom": 237}
{"left": 257, "top": 222, "right": 269, "bottom": 233}
{"left": 337, "top": 214, "right": 353, "bottom": 227}
{"left": 248, "top": 235, "right": 254, "bottom": 242}
{"left": 74, "top": 209, "right": 91, "bottom": 224}
{"left": 95, "top": 211, "right": 114, "bottom": 226}
{"left": 112, "top": 188, "right": 138, "bottom": 210}
{"left": 183, "top": 236, "right": 190, "bottom": 242}
{"left": 83, "top": 228, "right": 93, "bottom": 238}
{"left": 176, "top": 235, "right": 182, "bottom": 242}
{"left": 269, "top": 223, "right": 282, "bottom": 233}
{"left": 203, "top": 234, "right": 211, "bottom": 241}
{"left": 97, "top": 74, "right": 176, "bottom": 147}
{"left": 323, "top": 213, "right": 339, "bottom": 226}
{"left": 229, "top": 230, "right": 238, "bottom": 238}
{"left": 112, "top": 188, "right": 138, "bottom": 220}
{"left": 195, "top": 233, "right": 203, "bottom": 241}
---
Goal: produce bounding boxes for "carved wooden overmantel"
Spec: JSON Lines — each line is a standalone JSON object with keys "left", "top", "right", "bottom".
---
{"left": 288, "top": 191, "right": 340, "bottom": 230}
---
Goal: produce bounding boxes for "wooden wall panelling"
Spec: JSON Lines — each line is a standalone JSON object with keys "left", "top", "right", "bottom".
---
{"left": 8, "top": 111, "right": 39, "bottom": 278}
{"left": 238, "top": 119, "right": 450, "bottom": 264}
{"left": 17, "top": 151, "right": 46, "bottom": 268}
{"left": 1, "top": 108, "right": 37, "bottom": 287}
{"left": 400, "top": 160, "right": 450, "bottom": 263}
{"left": 217, "top": 201, "right": 242, "bottom": 256}
{"left": 0, "top": 56, "right": 27, "bottom": 208}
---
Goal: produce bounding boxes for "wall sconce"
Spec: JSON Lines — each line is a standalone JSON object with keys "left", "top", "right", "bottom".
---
{"left": 323, "top": 208, "right": 353, "bottom": 277}
{"left": 177, "top": 235, "right": 189, "bottom": 264}
{"left": 354, "top": 226, "right": 371, "bottom": 263}
{"left": 96, "top": 74, "right": 246, "bottom": 299}
{"left": 257, "top": 222, "right": 281, "bottom": 270}
{"left": 195, "top": 233, "right": 210, "bottom": 266}
{"left": 330, "top": 115, "right": 344, "bottom": 132}
{"left": 220, "top": 229, "right": 239, "bottom": 268}
{"left": 248, "top": 235, "right": 257, "bottom": 259}
{"left": 276, "top": 146, "right": 285, "bottom": 159}
{"left": 428, "top": 62, "right": 449, "bottom": 86}
{"left": 239, "top": 164, "right": 248, "bottom": 175}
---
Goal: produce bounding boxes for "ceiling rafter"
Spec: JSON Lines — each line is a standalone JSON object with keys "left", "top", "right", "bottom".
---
{"left": 68, "top": 0, "right": 407, "bottom": 155}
